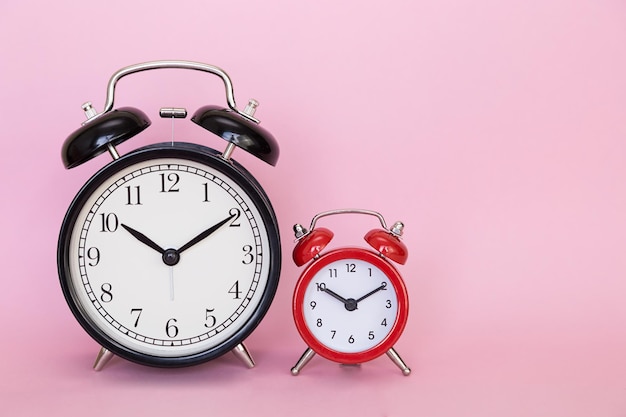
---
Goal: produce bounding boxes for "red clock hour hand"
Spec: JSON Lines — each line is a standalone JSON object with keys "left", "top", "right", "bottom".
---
{"left": 322, "top": 287, "right": 358, "bottom": 312}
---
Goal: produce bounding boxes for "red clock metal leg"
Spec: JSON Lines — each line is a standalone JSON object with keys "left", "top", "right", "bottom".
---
{"left": 386, "top": 347, "right": 411, "bottom": 376}
{"left": 291, "top": 347, "right": 316, "bottom": 375}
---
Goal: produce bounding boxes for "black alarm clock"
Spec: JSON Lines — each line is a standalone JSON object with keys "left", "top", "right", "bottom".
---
{"left": 57, "top": 61, "right": 281, "bottom": 370}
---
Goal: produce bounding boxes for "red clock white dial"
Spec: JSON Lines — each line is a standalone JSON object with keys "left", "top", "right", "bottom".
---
{"left": 293, "top": 249, "right": 408, "bottom": 364}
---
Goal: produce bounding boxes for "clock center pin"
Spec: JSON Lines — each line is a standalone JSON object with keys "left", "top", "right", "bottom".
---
{"left": 162, "top": 249, "right": 181, "bottom": 266}
{"left": 345, "top": 299, "right": 358, "bottom": 311}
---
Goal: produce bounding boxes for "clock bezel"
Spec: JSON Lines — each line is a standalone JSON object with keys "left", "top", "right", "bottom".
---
{"left": 57, "top": 142, "right": 281, "bottom": 367}
{"left": 292, "top": 248, "right": 409, "bottom": 365}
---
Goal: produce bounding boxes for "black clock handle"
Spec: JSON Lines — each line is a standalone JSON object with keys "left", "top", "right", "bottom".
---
{"left": 83, "top": 60, "right": 258, "bottom": 125}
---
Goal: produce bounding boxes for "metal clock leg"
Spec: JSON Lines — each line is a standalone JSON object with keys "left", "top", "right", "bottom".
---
{"left": 386, "top": 347, "right": 411, "bottom": 376}
{"left": 93, "top": 347, "right": 114, "bottom": 371}
{"left": 231, "top": 343, "right": 255, "bottom": 368}
{"left": 291, "top": 347, "right": 316, "bottom": 375}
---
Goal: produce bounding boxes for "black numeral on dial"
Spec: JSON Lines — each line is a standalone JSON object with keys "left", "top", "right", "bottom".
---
{"left": 205, "top": 308, "right": 216, "bottom": 328}
{"left": 160, "top": 173, "right": 180, "bottom": 192}
{"left": 125, "top": 185, "right": 142, "bottom": 205}
{"left": 100, "top": 283, "right": 113, "bottom": 303}
{"left": 87, "top": 247, "right": 100, "bottom": 266}
{"left": 99, "top": 213, "right": 119, "bottom": 232}
{"left": 229, "top": 281, "right": 242, "bottom": 299}
{"left": 165, "top": 318, "right": 179, "bottom": 338}
{"left": 130, "top": 308, "right": 143, "bottom": 327}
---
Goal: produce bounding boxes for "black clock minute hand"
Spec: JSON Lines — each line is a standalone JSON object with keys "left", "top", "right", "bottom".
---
{"left": 121, "top": 224, "right": 166, "bottom": 254}
{"left": 355, "top": 283, "right": 387, "bottom": 303}
{"left": 177, "top": 213, "right": 236, "bottom": 254}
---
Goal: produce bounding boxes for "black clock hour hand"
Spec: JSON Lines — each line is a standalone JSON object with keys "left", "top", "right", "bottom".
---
{"left": 177, "top": 213, "right": 236, "bottom": 254}
{"left": 121, "top": 224, "right": 166, "bottom": 254}
{"left": 355, "top": 283, "right": 387, "bottom": 303}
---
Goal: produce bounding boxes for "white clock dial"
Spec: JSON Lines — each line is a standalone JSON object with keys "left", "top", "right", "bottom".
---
{"left": 301, "top": 258, "right": 399, "bottom": 353}
{"left": 63, "top": 151, "right": 276, "bottom": 360}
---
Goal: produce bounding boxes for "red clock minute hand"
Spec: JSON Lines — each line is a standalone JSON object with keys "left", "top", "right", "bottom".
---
{"left": 355, "top": 282, "right": 388, "bottom": 303}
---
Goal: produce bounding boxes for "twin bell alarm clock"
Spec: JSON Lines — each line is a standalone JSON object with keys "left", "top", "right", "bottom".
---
{"left": 57, "top": 61, "right": 281, "bottom": 370}
{"left": 290, "top": 209, "right": 411, "bottom": 375}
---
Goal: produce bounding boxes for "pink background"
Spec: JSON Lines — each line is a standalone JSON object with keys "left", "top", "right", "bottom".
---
{"left": 2, "top": 0, "right": 626, "bottom": 415}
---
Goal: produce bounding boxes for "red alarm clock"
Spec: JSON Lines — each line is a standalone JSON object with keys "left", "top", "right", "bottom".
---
{"left": 290, "top": 209, "right": 411, "bottom": 375}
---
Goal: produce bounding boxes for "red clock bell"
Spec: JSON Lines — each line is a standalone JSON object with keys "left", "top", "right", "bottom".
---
{"left": 290, "top": 209, "right": 411, "bottom": 375}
